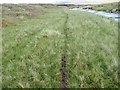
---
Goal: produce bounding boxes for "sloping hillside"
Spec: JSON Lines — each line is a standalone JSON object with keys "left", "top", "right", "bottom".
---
{"left": 2, "top": 4, "right": 57, "bottom": 26}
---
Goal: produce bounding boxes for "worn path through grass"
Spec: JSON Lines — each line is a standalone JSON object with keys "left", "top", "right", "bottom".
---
{"left": 2, "top": 7, "right": 119, "bottom": 88}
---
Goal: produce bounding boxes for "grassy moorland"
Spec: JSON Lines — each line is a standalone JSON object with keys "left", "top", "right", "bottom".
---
{"left": 2, "top": 4, "right": 58, "bottom": 26}
{"left": 2, "top": 4, "right": 119, "bottom": 88}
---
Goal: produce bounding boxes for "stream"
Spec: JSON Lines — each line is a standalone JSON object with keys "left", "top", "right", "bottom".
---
{"left": 70, "top": 8, "right": 120, "bottom": 22}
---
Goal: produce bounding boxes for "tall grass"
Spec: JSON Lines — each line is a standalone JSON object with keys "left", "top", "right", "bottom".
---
{"left": 65, "top": 10, "right": 118, "bottom": 88}
{"left": 2, "top": 6, "right": 118, "bottom": 88}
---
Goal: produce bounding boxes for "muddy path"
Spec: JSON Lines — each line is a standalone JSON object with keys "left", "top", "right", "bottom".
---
{"left": 60, "top": 11, "right": 69, "bottom": 88}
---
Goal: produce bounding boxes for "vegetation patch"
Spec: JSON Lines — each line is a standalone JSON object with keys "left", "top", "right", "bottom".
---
{"left": 1, "top": 20, "right": 16, "bottom": 26}
{"left": 41, "top": 30, "right": 62, "bottom": 38}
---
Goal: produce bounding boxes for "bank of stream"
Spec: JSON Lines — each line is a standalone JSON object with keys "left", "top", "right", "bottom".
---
{"left": 70, "top": 8, "right": 119, "bottom": 22}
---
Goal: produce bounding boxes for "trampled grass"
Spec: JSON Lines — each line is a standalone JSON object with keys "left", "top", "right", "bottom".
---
{"left": 2, "top": 5, "right": 119, "bottom": 88}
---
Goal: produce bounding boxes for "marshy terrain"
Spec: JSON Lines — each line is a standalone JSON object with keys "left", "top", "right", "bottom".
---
{"left": 1, "top": 3, "right": 119, "bottom": 88}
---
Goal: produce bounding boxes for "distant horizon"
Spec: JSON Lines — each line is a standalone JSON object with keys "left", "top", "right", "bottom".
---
{"left": 0, "top": 0, "right": 120, "bottom": 4}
